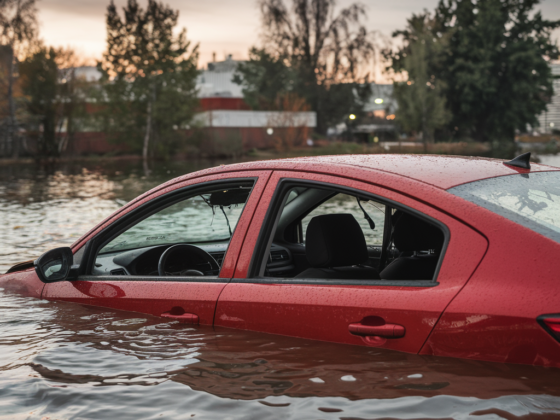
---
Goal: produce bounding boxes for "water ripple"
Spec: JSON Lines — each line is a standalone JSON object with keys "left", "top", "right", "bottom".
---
{"left": 1, "top": 288, "right": 560, "bottom": 419}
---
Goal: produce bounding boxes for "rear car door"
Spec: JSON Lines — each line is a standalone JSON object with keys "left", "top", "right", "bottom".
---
{"left": 42, "top": 171, "right": 271, "bottom": 325}
{"left": 214, "top": 171, "right": 488, "bottom": 353}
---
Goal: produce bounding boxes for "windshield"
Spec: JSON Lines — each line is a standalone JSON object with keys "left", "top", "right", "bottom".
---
{"left": 449, "top": 172, "right": 560, "bottom": 244}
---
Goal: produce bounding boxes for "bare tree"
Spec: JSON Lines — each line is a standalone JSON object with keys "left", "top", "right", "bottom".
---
{"left": 54, "top": 47, "right": 90, "bottom": 155}
{"left": 259, "top": 0, "right": 374, "bottom": 132}
{"left": 266, "top": 93, "right": 311, "bottom": 151}
{"left": 0, "top": 0, "right": 38, "bottom": 158}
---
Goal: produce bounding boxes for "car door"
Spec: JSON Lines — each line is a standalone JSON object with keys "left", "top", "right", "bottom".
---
{"left": 214, "top": 171, "right": 488, "bottom": 353}
{"left": 42, "top": 170, "right": 271, "bottom": 325}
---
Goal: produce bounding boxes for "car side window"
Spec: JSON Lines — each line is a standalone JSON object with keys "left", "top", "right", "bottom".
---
{"left": 257, "top": 183, "right": 446, "bottom": 283}
{"left": 93, "top": 182, "right": 254, "bottom": 277}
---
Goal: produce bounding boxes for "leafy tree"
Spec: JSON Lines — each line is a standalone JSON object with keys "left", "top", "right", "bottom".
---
{"left": 18, "top": 46, "right": 58, "bottom": 156}
{"left": 17, "top": 46, "right": 92, "bottom": 157}
{"left": 54, "top": 48, "right": 94, "bottom": 154}
{"left": 98, "top": 0, "right": 199, "bottom": 166}
{"left": 386, "top": 13, "right": 450, "bottom": 145}
{"left": 0, "top": 0, "right": 38, "bottom": 157}
{"left": 434, "top": 0, "right": 560, "bottom": 145}
{"left": 236, "top": 0, "right": 375, "bottom": 134}
{"left": 232, "top": 48, "right": 296, "bottom": 110}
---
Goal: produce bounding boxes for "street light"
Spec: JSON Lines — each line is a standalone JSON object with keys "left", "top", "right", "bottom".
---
{"left": 349, "top": 114, "right": 356, "bottom": 120}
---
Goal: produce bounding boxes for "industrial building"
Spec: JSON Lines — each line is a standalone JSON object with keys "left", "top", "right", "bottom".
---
{"left": 29, "top": 56, "right": 317, "bottom": 155}
{"left": 195, "top": 55, "right": 316, "bottom": 151}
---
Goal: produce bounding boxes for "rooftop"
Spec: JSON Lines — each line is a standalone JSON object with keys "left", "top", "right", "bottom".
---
{"left": 204, "top": 154, "right": 560, "bottom": 190}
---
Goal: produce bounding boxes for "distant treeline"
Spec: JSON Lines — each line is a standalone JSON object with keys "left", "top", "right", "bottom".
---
{"left": 0, "top": 0, "right": 558, "bottom": 161}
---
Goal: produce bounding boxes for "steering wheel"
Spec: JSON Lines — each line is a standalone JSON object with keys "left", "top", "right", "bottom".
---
{"left": 158, "top": 244, "right": 220, "bottom": 277}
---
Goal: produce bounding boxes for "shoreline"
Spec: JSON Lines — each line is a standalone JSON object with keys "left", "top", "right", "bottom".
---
{"left": 0, "top": 140, "right": 556, "bottom": 166}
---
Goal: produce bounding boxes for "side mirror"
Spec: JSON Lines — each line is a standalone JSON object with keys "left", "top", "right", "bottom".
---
{"left": 34, "top": 247, "right": 74, "bottom": 283}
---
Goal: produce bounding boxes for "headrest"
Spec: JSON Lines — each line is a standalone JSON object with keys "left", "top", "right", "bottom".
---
{"left": 393, "top": 212, "right": 444, "bottom": 252}
{"left": 305, "top": 214, "right": 368, "bottom": 268}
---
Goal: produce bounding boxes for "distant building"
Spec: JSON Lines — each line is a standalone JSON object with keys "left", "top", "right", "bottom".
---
{"left": 196, "top": 56, "right": 317, "bottom": 150}
{"left": 72, "top": 66, "right": 103, "bottom": 82}
{"left": 537, "top": 62, "right": 560, "bottom": 133}
{"left": 196, "top": 55, "right": 243, "bottom": 98}
{"left": 330, "top": 83, "right": 398, "bottom": 142}
{"left": 40, "top": 57, "right": 317, "bottom": 155}
{"left": 363, "top": 83, "right": 397, "bottom": 119}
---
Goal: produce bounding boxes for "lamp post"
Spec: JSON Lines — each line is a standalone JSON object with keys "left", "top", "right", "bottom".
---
{"left": 348, "top": 114, "right": 357, "bottom": 142}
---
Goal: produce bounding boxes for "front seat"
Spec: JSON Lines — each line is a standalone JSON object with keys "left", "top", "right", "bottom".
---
{"left": 380, "top": 212, "right": 444, "bottom": 281}
{"left": 296, "top": 214, "right": 380, "bottom": 280}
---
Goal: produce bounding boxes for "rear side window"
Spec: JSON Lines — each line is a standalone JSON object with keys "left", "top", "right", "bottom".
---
{"left": 449, "top": 172, "right": 560, "bottom": 244}
{"left": 254, "top": 183, "right": 446, "bottom": 283}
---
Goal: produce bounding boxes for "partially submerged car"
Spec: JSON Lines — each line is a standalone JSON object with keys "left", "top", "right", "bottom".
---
{"left": 2, "top": 154, "right": 560, "bottom": 367}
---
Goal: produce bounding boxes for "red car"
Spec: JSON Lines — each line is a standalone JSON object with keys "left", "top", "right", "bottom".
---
{"left": 2, "top": 153, "right": 560, "bottom": 368}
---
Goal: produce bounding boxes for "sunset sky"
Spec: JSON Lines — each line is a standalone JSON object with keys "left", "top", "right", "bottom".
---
{"left": 38, "top": 0, "right": 560, "bottom": 78}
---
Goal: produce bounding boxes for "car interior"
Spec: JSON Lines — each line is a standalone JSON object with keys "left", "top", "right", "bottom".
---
{"left": 257, "top": 185, "right": 446, "bottom": 282}
{"left": 92, "top": 181, "right": 446, "bottom": 282}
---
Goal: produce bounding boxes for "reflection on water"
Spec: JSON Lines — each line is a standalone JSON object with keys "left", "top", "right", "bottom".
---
{"left": 1, "top": 289, "right": 560, "bottom": 419}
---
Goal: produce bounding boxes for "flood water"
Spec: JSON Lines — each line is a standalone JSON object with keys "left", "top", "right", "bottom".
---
{"left": 1, "top": 156, "right": 560, "bottom": 419}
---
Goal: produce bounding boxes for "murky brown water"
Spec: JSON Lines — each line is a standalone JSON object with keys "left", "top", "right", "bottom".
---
{"left": 2, "top": 156, "right": 560, "bottom": 419}
{"left": 2, "top": 289, "right": 560, "bottom": 419}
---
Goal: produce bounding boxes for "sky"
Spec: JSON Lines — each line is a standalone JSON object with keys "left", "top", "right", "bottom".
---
{"left": 39, "top": 0, "right": 560, "bottom": 78}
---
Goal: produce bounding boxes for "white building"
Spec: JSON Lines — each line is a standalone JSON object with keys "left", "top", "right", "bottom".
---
{"left": 537, "top": 62, "right": 560, "bottom": 133}
{"left": 194, "top": 110, "right": 316, "bottom": 128}
{"left": 196, "top": 55, "right": 244, "bottom": 98}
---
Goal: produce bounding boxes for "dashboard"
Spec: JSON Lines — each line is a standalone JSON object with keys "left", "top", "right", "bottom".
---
{"left": 92, "top": 242, "right": 294, "bottom": 277}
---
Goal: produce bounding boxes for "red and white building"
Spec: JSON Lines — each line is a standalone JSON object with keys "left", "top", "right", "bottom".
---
{"left": 60, "top": 57, "right": 316, "bottom": 155}
{"left": 196, "top": 56, "right": 316, "bottom": 151}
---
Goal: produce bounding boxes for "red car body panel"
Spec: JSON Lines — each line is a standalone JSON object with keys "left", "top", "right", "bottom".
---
{"left": 420, "top": 197, "right": 560, "bottom": 367}
{"left": 215, "top": 171, "right": 488, "bottom": 353}
{"left": 0, "top": 269, "right": 44, "bottom": 298}
{"left": 286, "top": 154, "right": 551, "bottom": 189}
{"left": 42, "top": 280, "right": 226, "bottom": 325}
{"left": 152, "top": 154, "right": 552, "bottom": 191}
{"left": 1, "top": 155, "right": 559, "bottom": 367}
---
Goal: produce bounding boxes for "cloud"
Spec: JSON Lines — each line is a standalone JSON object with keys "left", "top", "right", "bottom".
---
{"left": 38, "top": 0, "right": 560, "bottom": 66}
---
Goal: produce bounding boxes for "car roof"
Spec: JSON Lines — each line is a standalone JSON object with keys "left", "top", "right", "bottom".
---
{"left": 211, "top": 154, "right": 559, "bottom": 190}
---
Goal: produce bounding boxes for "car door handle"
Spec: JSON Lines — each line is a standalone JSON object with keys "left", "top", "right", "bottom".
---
{"left": 161, "top": 312, "right": 199, "bottom": 324}
{"left": 348, "top": 323, "right": 405, "bottom": 338}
